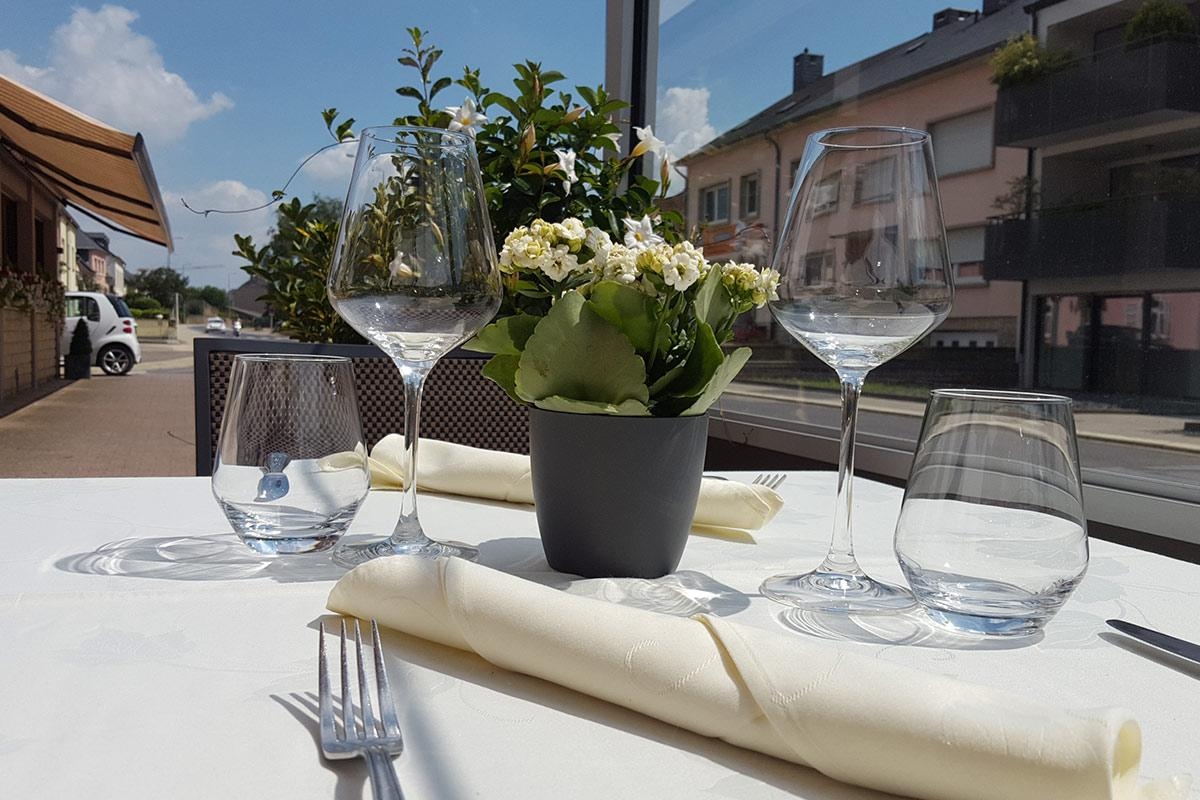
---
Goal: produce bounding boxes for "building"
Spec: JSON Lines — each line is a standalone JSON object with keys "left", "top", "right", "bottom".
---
{"left": 677, "top": 0, "right": 1030, "bottom": 360}
{"left": 984, "top": 0, "right": 1200, "bottom": 400}
{"left": 76, "top": 231, "right": 127, "bottom": 296}
{"left": 0, "top": 73, "right": 171, "bottom": 405}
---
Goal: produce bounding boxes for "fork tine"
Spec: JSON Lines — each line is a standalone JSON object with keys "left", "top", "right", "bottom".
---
{"left": 339, "top": 619, "right": 356, "bottom": 740}
{"left": 318, "top": 623, "right": 335, "bottom": 745}
{"left": 768, "top": 473, "right": 786, "bottom": 490}
{"left": 372, "top": 621, "right": 403, "bottom": 739}
{"left": 354, "top": 620, "right": 379, "bottom": 738}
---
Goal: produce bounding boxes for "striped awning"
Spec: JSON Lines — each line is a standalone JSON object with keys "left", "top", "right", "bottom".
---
{"left": 0, "top": 73, "right": 173, "bottom": 249}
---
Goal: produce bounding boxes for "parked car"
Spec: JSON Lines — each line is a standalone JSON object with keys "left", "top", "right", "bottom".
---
{"left": 205, "top": 317, "right": 227, "bottom": 333}
{"left": 61, "top": 292, "right": 142, "bottom": 375}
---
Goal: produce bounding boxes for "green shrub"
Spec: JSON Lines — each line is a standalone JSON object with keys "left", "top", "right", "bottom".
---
{"left": 1124, "top": 0, "right": 1198, "bottom": 46}
{"left": 990, "top": 34, "right": 1076, "bottom": 88}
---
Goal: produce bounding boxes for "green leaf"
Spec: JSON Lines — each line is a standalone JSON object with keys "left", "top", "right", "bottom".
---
{"left": 680, "top": 346, "right": 752, "bottom": 416}
{"left": 396, "top": 86, "right": 424, "bottom": 101}
{"left": 585, "top": 281, "right": 656, "bottom": 354}
{"left": 515, "top": 291, "right": 648, "bottom": 407}
{"left": 533, "top": 396, "right": 650, "bottom": 416}
{"left": 481, "top": 355, "right": 522, "bottom": 404}
{"left": 662, "top": 322, "right": 724, "bottom": 398}
{"left": 694, "top": 270, "right": 733, "bottom": 334}
{"left": 431, "top": 76, "right": 452, "bottom": 97}
{"left": 647, "top": 363, "right": 684, "bottom": 396}
{"left": 464, "top": 313, "right": 540, "bottom": 355}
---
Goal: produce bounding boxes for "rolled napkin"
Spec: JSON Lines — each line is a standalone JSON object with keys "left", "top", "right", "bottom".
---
{"left": 328, "top": 557, "right": 1181, "bottom": 800}
{"left": 368, "top": 435, "right": 782, "bottom": 533}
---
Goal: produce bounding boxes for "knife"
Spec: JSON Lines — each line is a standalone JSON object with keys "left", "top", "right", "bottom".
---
{"left": 1106, "top": 619, "right": 1200, "bottom": 666}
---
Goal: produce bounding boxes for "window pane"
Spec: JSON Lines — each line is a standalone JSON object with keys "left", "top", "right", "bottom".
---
{"left": 930, "top": 108, "right": 993, "bottom": 175}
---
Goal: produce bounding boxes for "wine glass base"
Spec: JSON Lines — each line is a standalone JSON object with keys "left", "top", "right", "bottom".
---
{"left": 332, "top": 536, "right": 479, "bottom": 567}
{"left": 761, "top": 569, "right": 916, "bottom": 613}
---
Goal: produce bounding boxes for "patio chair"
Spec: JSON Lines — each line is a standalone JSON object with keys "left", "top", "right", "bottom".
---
{"left": 193, "top": 337, "right": 529, "bottom": 476}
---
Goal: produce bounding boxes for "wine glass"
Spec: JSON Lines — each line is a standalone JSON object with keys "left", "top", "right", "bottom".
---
{"left": 762, "top": 126, "right": 954, "bottom": 612}
{"left": 327, "top": 125, "right": 502, "bottom": 565}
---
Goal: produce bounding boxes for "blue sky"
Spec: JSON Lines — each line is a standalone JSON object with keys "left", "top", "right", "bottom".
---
{"left": 0, "top": 0, "right": 981, "bottom": 293}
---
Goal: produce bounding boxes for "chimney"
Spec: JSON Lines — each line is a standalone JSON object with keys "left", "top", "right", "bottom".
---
{"left": 932, "top": 7, "right": 974, "bottom": 29}
{"left": 792, "top": 49, "right": 824, "bottom": 93}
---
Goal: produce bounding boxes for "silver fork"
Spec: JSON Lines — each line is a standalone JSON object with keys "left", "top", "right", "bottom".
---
{"left": 319, "top": 619, "right": 405, "bottom": 799}
{"left": 752, "top": 472, "right": 786, "bottom": 490}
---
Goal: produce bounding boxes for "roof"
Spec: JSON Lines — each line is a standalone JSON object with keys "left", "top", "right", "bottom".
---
{"left": 0, "top": 73, "right": 173, "bottom": 249}
{"left": 678, "top": 2, "right": 1030, "bottom": 162}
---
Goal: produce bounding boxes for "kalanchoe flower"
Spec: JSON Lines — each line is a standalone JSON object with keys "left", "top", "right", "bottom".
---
{"left": 630, "top": 125, "right": 666, "bottom": 158}
{"left": 444, "top": 97, "right": 487, "bottom": 138}
{"left": 623, "top": 215, "right": 665, "bottom": 251}
{"left": 554, "top": 148, "right": 578, "bottom": 193}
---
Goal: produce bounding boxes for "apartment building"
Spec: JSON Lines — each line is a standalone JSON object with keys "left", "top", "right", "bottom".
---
{"left": 678, "top": 1, "right": 1030, "bottom": 359}
{"left": 985, "top": 0, "right": 1200, "bottom": 399}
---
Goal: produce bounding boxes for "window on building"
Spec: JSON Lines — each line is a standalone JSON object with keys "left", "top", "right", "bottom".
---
{"left": 811, "top": 172, "right": 840, "bottom": 216}
{"left": 789, "top": 158, "right": 802, "bottom": 191}
{"left": 929, "top": 108, "right": 993, "bottom": 176}
{"left": 853, "top": 157, "right": 896, "bottom": 204}
{"left": 739, "top": 173, "right": 760, "bottom": 219}
{"left": 1, "top": 194, "right": 18, "bottom": 268}
{"left": 946, "top": 226, "right": 986, "bottom": 285}
{"left": 700, "top": 182, "right": 730, "bottom": 224}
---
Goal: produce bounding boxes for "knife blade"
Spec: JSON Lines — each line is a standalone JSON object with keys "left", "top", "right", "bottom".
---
{"left": 1106, "top": 619, "right": 1200, "bottom": 666}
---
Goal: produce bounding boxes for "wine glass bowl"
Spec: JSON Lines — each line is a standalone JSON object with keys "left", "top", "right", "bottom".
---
{"left": 762, "top": 126, "right": 953, "bottom": 612}
{"left": 327, "top": 125, "right": 502, "bottom": 566}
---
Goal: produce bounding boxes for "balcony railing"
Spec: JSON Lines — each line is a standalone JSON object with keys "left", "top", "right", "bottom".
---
{"left": 983, "top": 193, "right": 1200, "bottom": 281}
{"left": 995, "top": 38, "right": 1200, "bottom": 148}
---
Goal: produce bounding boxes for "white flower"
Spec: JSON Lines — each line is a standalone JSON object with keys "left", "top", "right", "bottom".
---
{"left": 600, "top": 244, "right": 640, "bottom": 285}
{"left": 662, "top": 243, "right": 704, "bottom": 291}
{"left": 388, "top": 251, "right": 416, "bottom": 281}
{"left": 554, "top": 148, "right": 577, "bottom": 193}
{"left": 554, "top": 217, "right": 586, "bottom": 248}
{"left": 631, "top": 125, "right": 666, "bottom": 158}
{"left": 622, "top": 215, "right": 664, "bottom": 251}
{"left": 584, "top": 226, "right": 612, "bottom": 268}
{"left": 600, "top": 131, "right": 622, "bottom": 149}
{"left": 444, "top": 97, "right": 487, "bottom": 138}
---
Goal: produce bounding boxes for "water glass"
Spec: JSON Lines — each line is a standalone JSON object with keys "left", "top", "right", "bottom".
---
{"left": 212, "top": 354, "right": 370, "bottom": 554}
{"left": 894, "top": 390, "right": 1089, "bottom": 636}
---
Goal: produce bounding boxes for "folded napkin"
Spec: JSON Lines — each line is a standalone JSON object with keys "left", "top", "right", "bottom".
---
{"left": 328, "top": 557, "right": 1182, "bottom": 800}
{"left": 368, "top": 435, "right": 782, "bottom": 534}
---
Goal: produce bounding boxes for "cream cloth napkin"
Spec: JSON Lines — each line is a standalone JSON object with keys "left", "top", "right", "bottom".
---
{"left": 328, "top": 557, "right": 1184, "bottom": 800}
{"left": 368, "top": 435, "right": 783, "bottom": 534}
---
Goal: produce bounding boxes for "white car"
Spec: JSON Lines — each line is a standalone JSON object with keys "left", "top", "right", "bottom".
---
{"left": 62, "top": 292, "right": 142, "bottom": 375}
{"left": 205, "top": 317, "right": 228, "bottom": 333}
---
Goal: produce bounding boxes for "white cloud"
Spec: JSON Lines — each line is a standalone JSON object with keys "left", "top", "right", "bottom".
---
{"left": 657, "top": 86, "right": 717, "bottom": 160}
{"left": 301, "top": 140, "right": 358, "bottom": 186}
{"left": 0, "top": 5, "right": 231, "bottom": 143}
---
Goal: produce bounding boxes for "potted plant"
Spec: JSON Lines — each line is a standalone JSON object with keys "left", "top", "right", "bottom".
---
{"left": 65, "top": 318, "right": 92, "bottom": 380}
{"left": 1124, "top": 0, "right": 1198, "bottom": 48}
{"left": 466, "top": 216, "right": 778, "bottom": 577}
{"left": 989, "top": 34, "right": 1076, "bottom": 88}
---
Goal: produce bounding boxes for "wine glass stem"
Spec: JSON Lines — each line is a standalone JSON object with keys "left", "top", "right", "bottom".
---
{"left": 389, "top": 361, "right": 430, "bottom": 544}
{"left": 820, "top": 371, "right": 867, "bottom": 576}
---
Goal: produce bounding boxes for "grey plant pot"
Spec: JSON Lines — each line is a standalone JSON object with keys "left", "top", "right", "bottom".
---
{"left": 529, "top": 407, "right": 708, "bottom": 578}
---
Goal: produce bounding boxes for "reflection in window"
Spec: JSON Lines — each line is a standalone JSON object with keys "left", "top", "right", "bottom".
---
{"left": 853, "top": 157, "right": 896, "bottom": 204}
{"left": 803, "top": 250, "right": 834, "bottom": 284}
{"left": 701, "top": 182, "right": 730, "bottom": 223}
{"left": 810, "top": 171, "right": 840, "bottom": 216}
{"left": 929, "top": 108, "right": 993, "bottom": 176}
{"left": 1038, "top": 295, "right": 1089, "bottom": 391}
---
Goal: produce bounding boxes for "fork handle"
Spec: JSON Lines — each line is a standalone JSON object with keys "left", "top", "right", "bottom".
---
{"left": 364, "top": 750, "right": 404, "bottom": 800}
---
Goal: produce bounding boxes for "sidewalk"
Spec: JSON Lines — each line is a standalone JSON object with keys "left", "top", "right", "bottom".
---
{"left": 725, "top": 382, "right": 1200, "bottom": 454}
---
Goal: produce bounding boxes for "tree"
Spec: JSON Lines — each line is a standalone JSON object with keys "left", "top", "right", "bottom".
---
{"left": 191, "top": 285, "right": 229, "bottom": 310}
{"left": 127, "top": 266, "right": 189, "bottom": 308}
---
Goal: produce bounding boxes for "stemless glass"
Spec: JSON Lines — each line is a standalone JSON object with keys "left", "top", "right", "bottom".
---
{"left": 327, "top": 125, "right": 502, "bottom": 565}
{"left": 762, "top": 126, "right": 954, "bottom": 612}
{"left": 895, "top": 390, "right": 1089, "bottom": 636}
{"left": 212, "top": 354, "right": 370, "bottom": 555}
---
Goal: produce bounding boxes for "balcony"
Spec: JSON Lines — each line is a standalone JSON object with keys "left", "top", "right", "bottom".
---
{"left": 995, "top": 38, "right": 1200, "bottom": 148}
{"left": 983, "top": 193, "right": 1200, "bottom": 281}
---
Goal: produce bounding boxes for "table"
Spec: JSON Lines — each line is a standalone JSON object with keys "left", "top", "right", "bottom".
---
{"left": 2, "top": 474, "right": 1197, "bottom": 798}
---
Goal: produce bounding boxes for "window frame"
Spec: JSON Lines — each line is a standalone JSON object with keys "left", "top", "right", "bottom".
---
{"left": 739, "top": 171, "right": 760, "bottom": 220}
{"left": 700, "top": 180, "right": 731, "bottom": 224}
{"left": 927, "top": 106, "right": 996, "bottom": 178}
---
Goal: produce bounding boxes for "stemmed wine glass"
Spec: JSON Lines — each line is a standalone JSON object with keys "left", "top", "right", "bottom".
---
{"left": 327, "top": 125, "right": 502, "bottom": 565}
{"left": 763, "top": 126, "right": 953, "bottom": 612}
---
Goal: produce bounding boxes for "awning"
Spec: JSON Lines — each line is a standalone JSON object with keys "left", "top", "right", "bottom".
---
{"left": 0, "top": 73, "right": 173, "bottom": 249}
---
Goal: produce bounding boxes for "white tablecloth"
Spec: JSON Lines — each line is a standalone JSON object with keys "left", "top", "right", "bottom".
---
{"left": 1, "top": 474, "right": 1196, "bottom": 799}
